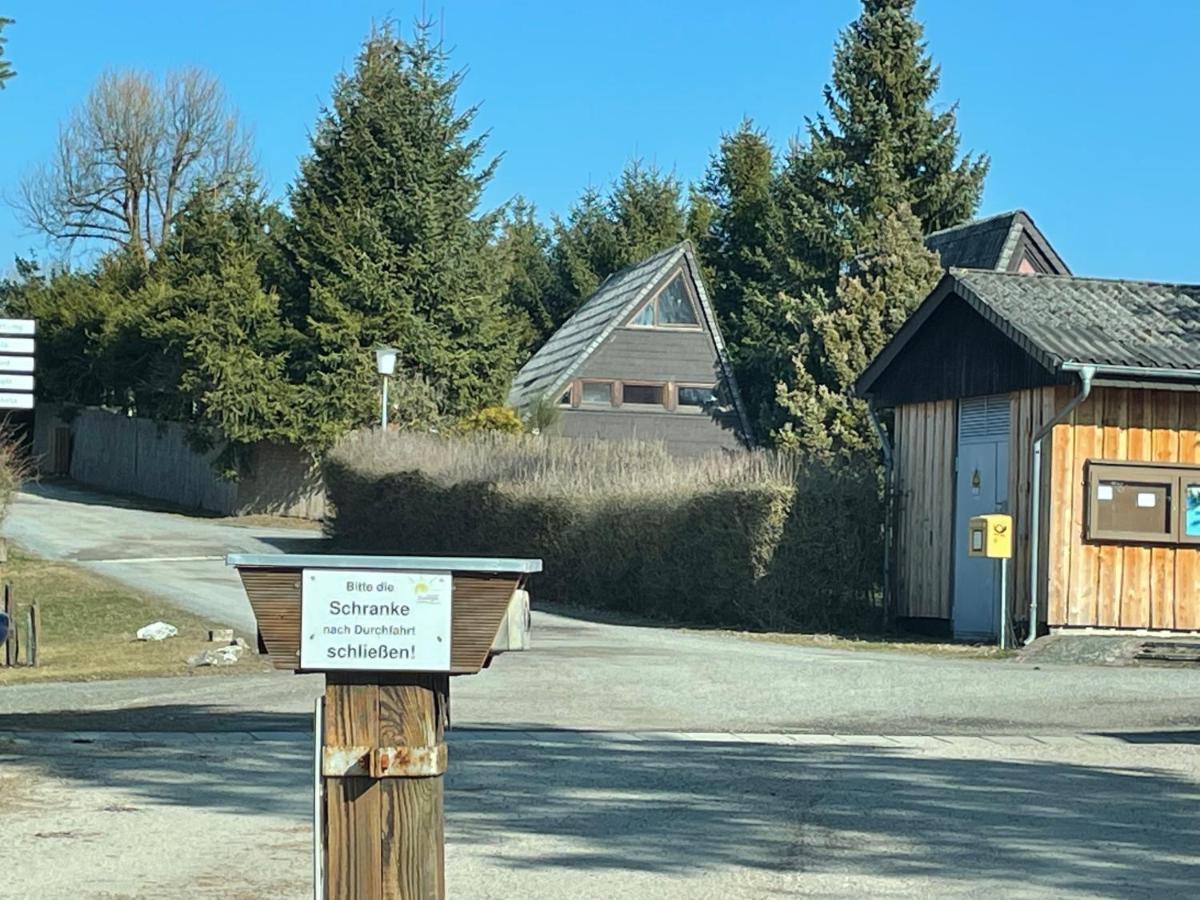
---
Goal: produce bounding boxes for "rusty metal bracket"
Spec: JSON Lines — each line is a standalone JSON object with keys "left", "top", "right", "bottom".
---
{"left": 322, "top": 743, "right": 447, "bottom": 778}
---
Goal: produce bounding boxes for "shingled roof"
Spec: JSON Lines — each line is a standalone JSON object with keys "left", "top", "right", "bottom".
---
{"left": 857, "top": 269, "right": 1200, "bottom": 397}
{"left": 948, "top": 269, "right": 1200, "bottom": 372}
{"left": 924, "top": 210, "right": 1069, "bottom": 274}
{"left": 508, "top": 243, "right": 686, "bottom": 408}
{"left": 507, "top": 242, "right": 748, "bottom": 432}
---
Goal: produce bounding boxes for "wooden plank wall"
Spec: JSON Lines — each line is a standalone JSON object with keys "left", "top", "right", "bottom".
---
{"left": 1046, "top": 387, "right": 1200, "bottom": 630}
{"left": 894, "top": 399, "right": 956, "bottom": 619}
{"left": 1007, "top": 386, "right": 1059, "bottom": 629}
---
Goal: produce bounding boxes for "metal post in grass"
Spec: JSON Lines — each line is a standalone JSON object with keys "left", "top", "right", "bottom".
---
{"left": 374, "top": 347, "right": 398, "bottom": 430}
{"left": 228, "top": 553, "right": 541, "bottom": 900}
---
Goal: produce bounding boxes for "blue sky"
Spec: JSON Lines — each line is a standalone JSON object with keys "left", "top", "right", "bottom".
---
{"left": 1, "top": 1, "right": 1198, "bottom": 281}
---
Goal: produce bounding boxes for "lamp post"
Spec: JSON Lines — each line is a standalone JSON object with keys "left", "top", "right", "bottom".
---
{"left": 374, "top": 346, "right": 398, "bottom": 430}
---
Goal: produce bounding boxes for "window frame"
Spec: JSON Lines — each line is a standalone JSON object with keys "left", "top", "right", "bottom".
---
{"left": 1084, "top": 461, "right": 1200, "bottom": 546}
{"left": 619, "top": 380, "right": 667, "bottom": 409}
{"left": 624, "top": 270, "right": 704, "bottom": 332}
{"left": 577, "top": 379, "right": 616, "bottom": 408}
{"left": 675, "top": 382, "right": 718, "bottom": 414}
{"left": 1183, "top": 476, "right": 1200, "bottom": 546}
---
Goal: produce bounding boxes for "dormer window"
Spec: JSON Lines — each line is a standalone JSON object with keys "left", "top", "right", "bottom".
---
{"left": 627, "top": 272, "right": 700, "bottom": 329}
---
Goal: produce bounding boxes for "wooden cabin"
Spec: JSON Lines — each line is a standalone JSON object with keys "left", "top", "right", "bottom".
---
{"left": 857, "top": 267, "right": 1200, "bottom": 640}
{"left": 508, "top": 242, "right": 752, "bottom": 456}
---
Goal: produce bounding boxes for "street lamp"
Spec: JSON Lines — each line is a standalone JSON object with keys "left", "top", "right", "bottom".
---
{"left": 374, "top": 346, "right": 398, "bottom": 430}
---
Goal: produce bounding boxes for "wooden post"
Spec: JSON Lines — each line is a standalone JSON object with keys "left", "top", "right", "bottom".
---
{"left": 322, "top": 672, "right": 449, "bottom": 900}
{"left": 4, "top": 581, "right": 16, "bottom": 667}
{"left": 26, "top": 602, "right": 40, "bottom": 667}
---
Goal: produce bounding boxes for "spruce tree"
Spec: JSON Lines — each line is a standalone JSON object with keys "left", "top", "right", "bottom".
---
{"left": 496, "top": 198, "right": 558, "bottom": 355}
{"left": 144, "top": 185, "right": 306, "bottom": 453}
{"left": 773, "top": 0, "right": 987, "bottom": 457}
{"left": 549, "top": 161, "right": 688, "bottom": 322}
{"left": 286, "top": 22, "right": 518, "bottom": 433}
{"left": 695, "top": 121, "right": 794, "bottom": 438}
{"left": 788, "top": 0, "right": 988, "bottom": 241}
{"left": 776, "top": 200, "right": 941, "bottom": 457}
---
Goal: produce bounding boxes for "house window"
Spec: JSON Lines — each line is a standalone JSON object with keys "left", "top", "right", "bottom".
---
{"left": 630, "top": 304, "right": 655, "bottom": 327}
{"left": 1086, "top": 462, "right": 1200, "bottom": 545}
{"left": 677, "top": 385, "right": 716, "bottom": 410}
{"left": 1186, "top": 481, "right": 1200, "bottom": 543}
{"left": 621, "top": 383, "right": 665, "bottom": 406}
{"left": 627, "top": 273, "right": 700, "bottom": 329}
{"left": 558, "top": 389, "right": 571, "bottom": 406}
{"left": 580, "top": 381, "right": 613, "bottom": 405}
{"left": 656, "top": 276, "right": 698, "bottom": 325}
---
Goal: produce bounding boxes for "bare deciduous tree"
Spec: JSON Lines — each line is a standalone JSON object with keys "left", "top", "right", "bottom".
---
{"left": 19, "top": 68, "right": 253, "bottom": 263}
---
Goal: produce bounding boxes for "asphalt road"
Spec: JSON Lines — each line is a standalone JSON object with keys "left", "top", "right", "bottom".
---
{"left": 5, "top": 481, "right": 1200, "bottom": 735}
{"left": 5, "top": 481, "right": 1200, "bottom": 897}
{"left": 3, "top": 728, "right": 1197, "bottom": 899}
{"left": 6, "top": 481, "right": 323, "bottom": 634}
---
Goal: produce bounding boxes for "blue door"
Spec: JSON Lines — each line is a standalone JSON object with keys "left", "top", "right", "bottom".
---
{"left": 952, "top": 396, "right": 1010, "bottom": 640}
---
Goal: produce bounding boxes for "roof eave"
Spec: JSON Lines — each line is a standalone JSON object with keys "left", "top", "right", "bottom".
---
{"left": 949, "top": 273, "right": 1064, "bottom": 375}
{"left": 680, "top": 243, "right": 756, "bottom": 446}
{"left": 855, "top": 273, "right": 959, "bottom": 399}
{"left": 1011, "top": 211, "right": 1071, "bottom": 276}
{"left": 856, "top": 269, "right": 1068, "bottom": 402}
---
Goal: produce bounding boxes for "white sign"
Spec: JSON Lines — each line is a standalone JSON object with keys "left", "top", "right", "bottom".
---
{"left": 0, "top": 356, "right": 33, "bottom": 373}
{"left": 0, "top": 374, "right": 33, "bottom": 392}
{"left": 0, "top": 393, "right": 33, "bottom": 410}
{"left": 0, "top": 337, "right": 33, "bottom": 355}
{"left": 0, "top": 319, "right": 34, "bottom": 336}
{"left": 1097, "top": 484, "right": 1114, "bottom": 501}
{"left": 300, "top": 569, "right": 452, "bottom": 671}
{"left": 1137, "top": 492, "right": 1158, "bottom": 508}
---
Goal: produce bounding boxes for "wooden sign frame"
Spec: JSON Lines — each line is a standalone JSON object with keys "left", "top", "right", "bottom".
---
{"left": 229, "top": 553, "right": 543, "bottom": 899}
{"left": 228, "top": 554, "right": 542, "bottom": 676}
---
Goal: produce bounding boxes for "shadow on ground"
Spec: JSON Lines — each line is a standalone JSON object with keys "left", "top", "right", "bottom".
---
{"left": 448, "top": 732, "right": 1200, "bottom": 895}
{"left": 20, "top": 479, "right": 222, "bottom": 517}
{"left": 0, "top": 708, "right": 1197, "bottom": 895}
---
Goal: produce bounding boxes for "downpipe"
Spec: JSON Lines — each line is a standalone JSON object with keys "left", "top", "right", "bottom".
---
{"left": 1026, "top": 366, "right": 1095, "bottom": 645}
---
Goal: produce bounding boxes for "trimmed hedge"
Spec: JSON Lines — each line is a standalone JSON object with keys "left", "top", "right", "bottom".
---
{"left": 323, "top": 431, "right": 882, "bottom": 631}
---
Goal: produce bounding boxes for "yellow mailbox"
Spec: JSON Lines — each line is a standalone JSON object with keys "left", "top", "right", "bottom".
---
{"left": 968, "top": 514, "right": 1013, "bottom": 559}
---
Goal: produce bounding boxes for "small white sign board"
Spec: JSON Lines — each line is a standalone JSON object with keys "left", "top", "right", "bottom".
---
{"left": 0, "top": 337, "right": 33, "bottom": 355}
{"left": 0, "top": 356, "right": 33, "bottom": 373}
{"left": 300, "top": 569, "right": 452, "bottom": 671}
{"left": 0, "top": 374, "right": 33, "bottom": 392}
{"left": 0, "top": 319, "right": 35, "bottom": 336}
{"left": 0, "top": 393, "right": 33, "bottom": 410}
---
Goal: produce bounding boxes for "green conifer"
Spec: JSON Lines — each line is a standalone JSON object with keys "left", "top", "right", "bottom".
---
{"left": 286, "top": 22, "right": 518, "bottom": 432}
{"left": 773, "top": 0, "right": 987, "bottom": 457}
{"left": 549, "top": 161, "right": 688, "bottom": 323}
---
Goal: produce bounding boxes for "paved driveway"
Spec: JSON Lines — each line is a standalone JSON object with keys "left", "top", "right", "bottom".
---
{"left": 6, "top": 481, "right": 1200, "bottom": 735}
{"left": 1, "top": 727, "right": 1197, "bottom": 899}
{"left": 5, "top": 481, "right": 1200, "bottom": 897}
{"left": 6, "top": 481, "right": 324, "bottom": 633}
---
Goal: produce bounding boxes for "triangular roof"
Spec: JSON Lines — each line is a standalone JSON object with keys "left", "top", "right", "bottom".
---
{"left": 507, "top": 241, "right": 752, "bottom": 440}
{"left": 924, "top": 210, "right": 1069, "bottom": 275}
{"left": 856, "top": 268, "right": 1200, "bottom": 399}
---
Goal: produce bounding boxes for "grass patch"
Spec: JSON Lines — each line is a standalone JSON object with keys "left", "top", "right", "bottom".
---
{"left": 716, "top": 629, "right": 1017, "bottom": 659}
{"left": 537, "top": 599, "right": 1014, "bottom": 659}
{"left": 218, "top": 513, "right": 322, "bottom": 531}
{"left": 0, "top": 550, "right": 271, "bottom": 684}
